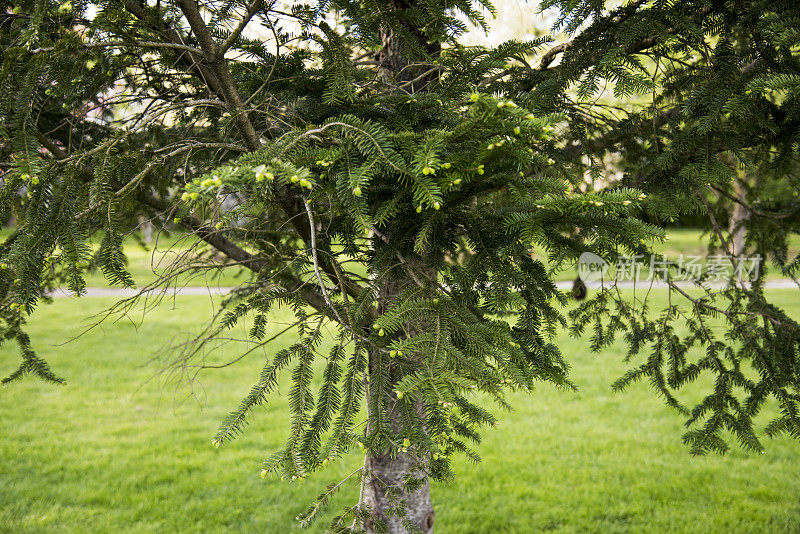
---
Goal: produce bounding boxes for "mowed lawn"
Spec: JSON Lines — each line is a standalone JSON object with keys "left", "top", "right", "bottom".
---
{"left": 2, "top": 291, "right": 800, "bottom": 533}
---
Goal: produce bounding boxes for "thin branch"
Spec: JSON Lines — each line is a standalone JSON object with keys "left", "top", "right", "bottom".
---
{"left": 29, "top": 40, "right": 204, "bottom": 55}
{"left": 710, "top": 183, "right": 800, "bottom": 221}
{"left": 303, "top": 197, "right": 345, "bottom": 325}
{"left": 218, "top": 0, "right": 266, "bottom": 56}
{"left": 124, "top": 0, "right": 224, "bottom": 97}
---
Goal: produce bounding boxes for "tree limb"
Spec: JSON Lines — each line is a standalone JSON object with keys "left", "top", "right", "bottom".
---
{"left": 218, "top": 0, "right": 266, "bottom": 56}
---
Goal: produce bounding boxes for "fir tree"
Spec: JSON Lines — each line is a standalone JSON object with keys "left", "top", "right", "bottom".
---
{"left": 2, "top": 0, "right": 800, "bottom": 532}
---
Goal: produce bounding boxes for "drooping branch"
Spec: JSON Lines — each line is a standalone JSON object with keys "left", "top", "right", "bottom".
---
{"left": 34, "top": 130, "right": 333, "bottom": 316}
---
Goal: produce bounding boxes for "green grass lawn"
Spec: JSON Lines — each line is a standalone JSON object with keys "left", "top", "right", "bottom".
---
{"left": 2, "top": 291, "right": 800, "bottom": 533}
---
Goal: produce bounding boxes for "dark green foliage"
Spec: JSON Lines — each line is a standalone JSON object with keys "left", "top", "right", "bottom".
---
{"left": 2, "top": 0, "right": 800, "bottom": 531}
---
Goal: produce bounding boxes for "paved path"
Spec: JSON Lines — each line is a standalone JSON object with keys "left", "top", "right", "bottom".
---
{"left": 48, "top": 279, "right": 798, "bottom": 298}
{"left": 562, "top": 279, "right": 799, "bottom": 290}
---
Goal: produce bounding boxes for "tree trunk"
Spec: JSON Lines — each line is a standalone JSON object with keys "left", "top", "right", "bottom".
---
{"left": 728, "top": 175, "right": 748, "bottom": 257}
{"left": 360, "top": 268, "right": 435, "bottom": 533}
{"left": 361, "top": 401, "right": 435, "bottom": 534}
{"left": 139, "top": 215, "right": 154, "bottom": 244}
{"left": 363, "top": 2, "right": 440, "bottom": 528}
{"left": 720, "top": 152, "right": 749, "bottom": 259}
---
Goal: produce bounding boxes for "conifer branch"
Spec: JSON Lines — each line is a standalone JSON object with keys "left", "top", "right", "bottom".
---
{"left": 34, "top": 130, "right": 332, "bottom": 316}
{"left": 218, "top": 0, "right": 266, "bottom": 56}
{"left": 29, "top": 40, "right": 205, "bottom": 55}
{"left": 174, "top": 0, "right": 263, "bottom": 152}
{"left": 123, "top": 0, "right": 226, "bottom": 97}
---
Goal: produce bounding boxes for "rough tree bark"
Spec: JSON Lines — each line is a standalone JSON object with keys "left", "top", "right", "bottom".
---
{"left": 360, "top": 266, "right": 435, "bottom": 534}
{"left": 720, "top": 153, "right": 750, "bottom": 259}
{"left": 361, "top": 395, "right": 435, "bottom": 533}
{"left": 729, "top": 174, "right": 749, "bottom": 257}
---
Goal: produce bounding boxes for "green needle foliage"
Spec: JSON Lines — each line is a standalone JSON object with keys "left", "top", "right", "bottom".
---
{"left": 1, "top": 0, "right": 800, "bottom": 531}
